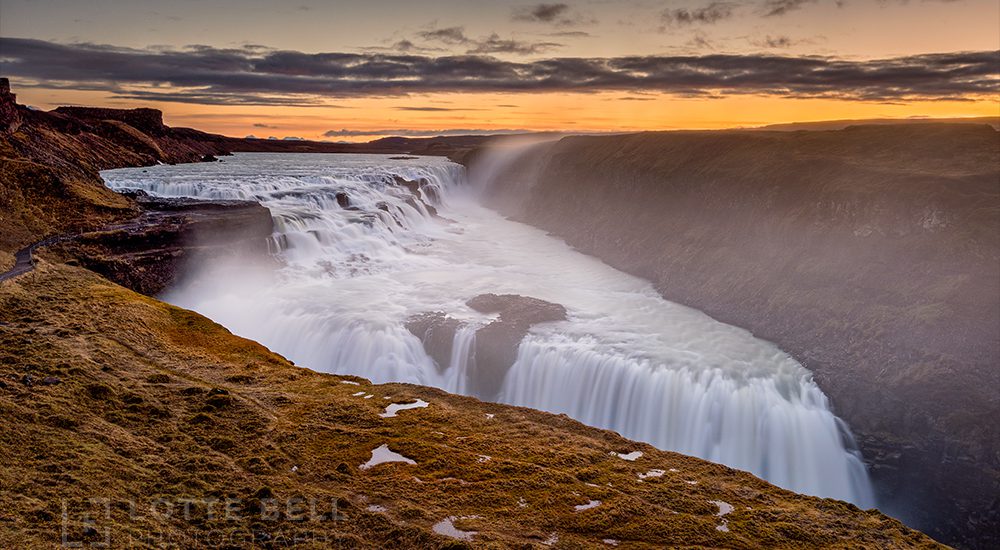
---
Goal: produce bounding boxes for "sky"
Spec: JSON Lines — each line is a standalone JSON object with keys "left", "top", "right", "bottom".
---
{"left": 1, "top": 0, "right": 997, "bottom": 140}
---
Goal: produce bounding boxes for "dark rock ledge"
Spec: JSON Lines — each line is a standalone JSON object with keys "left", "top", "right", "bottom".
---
{"left": 406, "top": 294, "right": 567, "bottom": 400}
{"left": 47, "top": 190, "right": 274, "bottom": 296}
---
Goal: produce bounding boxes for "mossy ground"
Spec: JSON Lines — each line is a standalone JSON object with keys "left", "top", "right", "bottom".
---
{"left": 0, "top": 264, "right": 944, "bottom": 549}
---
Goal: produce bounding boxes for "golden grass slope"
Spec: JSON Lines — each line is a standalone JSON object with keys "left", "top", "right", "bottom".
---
{"left": 0, "top": 263, "right": 943, "bottom": 549}
{"left": 0, "top": 250, "right": 12, "bottom": 272}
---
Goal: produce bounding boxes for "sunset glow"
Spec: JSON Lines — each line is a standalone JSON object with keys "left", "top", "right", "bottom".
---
{"left": 2, "top": 0, "right": 998, "bottom": 139}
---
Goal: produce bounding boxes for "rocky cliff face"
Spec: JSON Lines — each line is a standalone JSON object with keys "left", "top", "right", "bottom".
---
{"left": 473, "top": 125, "right": 1000, "bottom": 548}
{"left": 49, "top": 191, "right": 275, "bottom": 296}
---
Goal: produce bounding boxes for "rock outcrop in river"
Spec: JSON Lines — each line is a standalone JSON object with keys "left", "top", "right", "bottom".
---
{"left": 471, "top": 125, "right": 1000, "bottom": 548}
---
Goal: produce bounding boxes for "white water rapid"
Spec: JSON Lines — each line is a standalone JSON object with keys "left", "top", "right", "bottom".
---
{"left": 102, "top": 152, "right": 874, "bottom": 506}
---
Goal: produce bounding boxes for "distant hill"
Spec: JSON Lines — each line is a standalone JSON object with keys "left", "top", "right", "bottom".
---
{"left": 755, "top": 116, "right": 1000, "bottom": 131}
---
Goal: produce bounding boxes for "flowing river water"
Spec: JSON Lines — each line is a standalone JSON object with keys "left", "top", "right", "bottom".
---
{"left": 102, "top": 152, "right": 874, "bottom": 506}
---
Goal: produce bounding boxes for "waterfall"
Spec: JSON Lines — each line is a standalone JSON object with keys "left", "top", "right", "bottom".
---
{"left": 101, "top": 152, "right": 874, "bottom": 507}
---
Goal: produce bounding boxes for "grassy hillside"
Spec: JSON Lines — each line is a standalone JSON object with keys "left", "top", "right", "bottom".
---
{"left": 0, "top": 262, "right": 942, "bottom": 549}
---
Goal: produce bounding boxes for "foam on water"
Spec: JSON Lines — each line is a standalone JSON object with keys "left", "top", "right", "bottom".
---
{"left": 101, "top": 152, "right": 873, "bottom": 506}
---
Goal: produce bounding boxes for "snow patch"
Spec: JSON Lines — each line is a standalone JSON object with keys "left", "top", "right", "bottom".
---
{"left": 574, "top": 499, "right": 602, "bottom": 511}
{"left": 638, "top": 469, "right": 665, "bottom": 480}
{"left": 433, "top": 516, "right": 478, "bottom": 541}
{"left": 380, "top": 399, "right": 429, "bottom": 418}
{"left": 710, "top": 500, "right": 734, "bottom": 532}
{"left": 359, "top": 444, "right": 416, "bottom": 470}
{"left": 612, "top": 451, "right": 643, "bottom": 461}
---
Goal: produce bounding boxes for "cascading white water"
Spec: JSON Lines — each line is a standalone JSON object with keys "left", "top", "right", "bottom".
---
{"left": 102, "top": 152, "right": 873, "bottom": 506}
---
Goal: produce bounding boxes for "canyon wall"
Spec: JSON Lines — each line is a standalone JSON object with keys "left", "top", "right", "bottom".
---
{"left": 474, "top": 125, "right": 1000, "bottom": 548}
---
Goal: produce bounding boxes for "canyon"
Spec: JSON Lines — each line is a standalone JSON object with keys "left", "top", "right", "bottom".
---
{"left": 1, "top": 79, "right": 993, "bottom": 547}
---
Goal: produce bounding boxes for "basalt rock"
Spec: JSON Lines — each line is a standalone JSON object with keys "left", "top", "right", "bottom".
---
{"left": 405, "top": 312, "right": 461, "bottom": 372}
{"left": 404, "top": 296, "right": 567, "bottom": 398}
{"left": 49, "top": 194, "right": 274, "bottom": 296}
{"left": 466, "top": 294, "right": 567, "bottom": 399}
{"left": 392, "top": 175, "right": 441, "bottom": 205}
{"left": 0, "top": 78, "right": 22, "bottom": 133}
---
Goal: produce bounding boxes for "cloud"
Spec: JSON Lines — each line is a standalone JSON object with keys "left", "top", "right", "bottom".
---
{"left": 466, "top": 34, "right": 563, "bottom": 55}
{"left": 413, "top": 26, "right": 562, "bottom": 55}
{"left": 418, "top": 26, "right": 470, "bottom": 45}
{"left": 513, "top": 3, "right": 570, "bottom": 23}
{"left": 512, "top": 3, "right": 595, "bottom": 27}
{"left": 2, "top": 38, "right": 996, "bottom": 105}
{"left": 761, "top": 0, "right": 818, "bottom": 17}
{"left": 394, "top": 106, "right": 488, "bottom": 111}
{"left": 253, "top": 122, "right": 278, "bottom": 128}
{"left": 663, "top": 2, "right": 736, "bottom": 26}
{"left": 752, "top": 35, "right": 795, "bottom": 48}
{"left": 546, "top": 30, "right": 592, "bottom": 38}
{"left": 323, "top": 128, "right": 532, "bottom": 137}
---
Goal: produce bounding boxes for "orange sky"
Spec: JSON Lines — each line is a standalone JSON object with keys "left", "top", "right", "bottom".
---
{"left": 3, "top": 0, "right": 998, "bottom": 140}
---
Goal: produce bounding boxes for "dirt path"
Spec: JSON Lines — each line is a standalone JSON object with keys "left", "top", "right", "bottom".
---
{"left": 0, "top": 237, "right": 64, "bottom": 283}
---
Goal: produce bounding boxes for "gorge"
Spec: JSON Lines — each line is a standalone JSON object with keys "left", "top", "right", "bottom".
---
{"left": 1, "top": 85, "right": 991, "bottom": 547}
{"left": 99, "top": 153, "right": 875, "bottom": 507}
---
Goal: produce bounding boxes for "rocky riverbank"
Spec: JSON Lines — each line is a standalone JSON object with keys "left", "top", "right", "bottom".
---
{"left": 470, "top": 125, "right": 1000, "bottom": 548}
{"left": 47, "top": 191, "right": 275, "bottom": 295}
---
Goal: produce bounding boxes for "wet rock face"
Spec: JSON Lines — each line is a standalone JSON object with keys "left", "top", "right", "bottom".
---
{"left": 53, "top": 193, "right": 274, "bottom": 295}
{"left": 466, "top": 294, "right": 567, "bottom": 400}
{"left": 392, "top": 175, "right": 441, "bottom": 205}
{"left": 467, "top": 294, "right": 568, "bottom": 326}
{"left": 405, "top": 312, "right": 461, "bottom": 372}
{"left": 405, "top": 295, "right": 567, "bottom": 399}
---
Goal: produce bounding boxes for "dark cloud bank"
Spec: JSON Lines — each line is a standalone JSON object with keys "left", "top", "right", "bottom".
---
{"left": 1, "top": 37, "right": 996, "bottom": 105}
